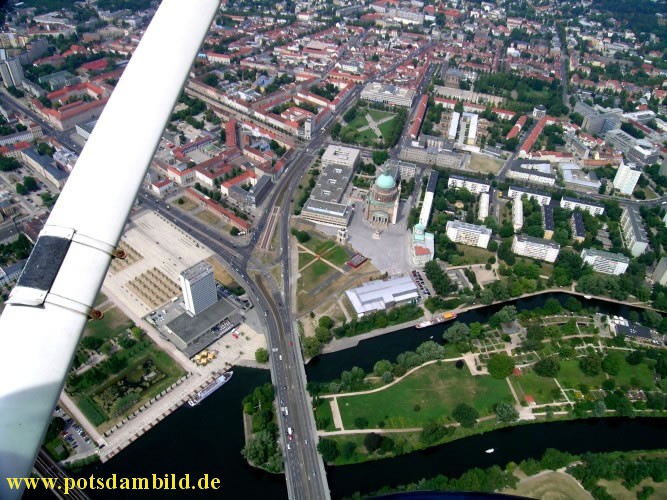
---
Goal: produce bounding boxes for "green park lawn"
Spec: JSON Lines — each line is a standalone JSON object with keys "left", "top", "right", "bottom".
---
{"left": 303, "top": 237, "right": 336, "bottom": 256}
{"left": 511, "top": 371, "right": 562, "bottom": 405}
{"left": 321, "top": 245, "right": 350, "bottom": 267}
{"left": 298, "top": 251, "right": 316, "bottom": 269}
{"left": 613, "top": 360, "right": 656, "bottom": 391}
{"left": 459, "top": 245, "right": 495, "bottom": 264}
{"left": 337, "top": 361, "right": 513, "bottom": 429}
{"left": 314, "top": 399, "right": 339, "bottom": 432}
{"left": 367, "top": 109, "right": 395, "bottom": 121}
{"left": 83, "top": 307, "right": 133, "bottom": 341}
{"left": 299, "top": 259, "right": 335, "bottom": 290}
{"left": 346, "top": 115, "right": 368, "bottom": 129}
{"left": 557, "top": 360, "right": 609, "bottom": 389}
{"left": 378, "top": 117, "right": 398, "bottom": 141}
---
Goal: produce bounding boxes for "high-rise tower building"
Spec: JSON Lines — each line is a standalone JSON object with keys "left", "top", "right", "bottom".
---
{"left": 180, "top": 261, "right": 217, "bottom": 316}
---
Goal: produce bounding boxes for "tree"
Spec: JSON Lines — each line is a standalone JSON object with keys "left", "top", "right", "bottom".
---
{"left": 488, "top": 353, "right": 515, "bottom": 379}
{"left": 317, "top": 438, "right": 338, "bottom": 462}
{"left": 565, "top": 297, "right": 582, "bottom": 312}
{"left": 230, "top": 227, "right": 240, "bottom": 236}
{"left": 354, "top": 417, "right": 369, "bottom": 429}
{"left": 534, "top": 356, "right": 560, "bottom": 377}
{"left": 453, "top": 403, "right": 479, "bottom": 428}
{"left": 364, "top": 432, "right": 382, "bottom": 452}
{"left": 443, "top": 322, "right": 469, "bottom": 343}
{"left": 543, "top": 298, "right": 562, "bottom": 315}
{"left": 592, "top": 400, "right": 607, "bottom": 417}
{"left": 646, "top": 392, "right": 665, "bottom": 411}
{"left": 202, "top": 73, "right": 219, "bottom": 87}
{"left": 371, "top": 150, "right": 389, "bottom": 165}
{"left": 625, "top": 350, "right": 644, "bottom": 366}
{"left": 254, "top": 348, "right": 269, "bottom": 363}
{"left": 302, "top": 336, "right": 321, "bottom": 359}
{"left": 579, "top": 354, "right": 602, "bottom": 376}
{"left": 340, "top": 441, "right": 356, "bottom": 460}
{"left": 373, "top": 359, "right": 392, "bottom": 376}
{"left": 495, "top": 402, "right": 519, "bottom": 423}
{"left": 601, "top": 352, "right": 624, "bottom": 376}
{"left": 420, "top": 420, "right": 446, "bottom": 445}
{"left": 318, "top": 316, "right": 334, "bottom": 330}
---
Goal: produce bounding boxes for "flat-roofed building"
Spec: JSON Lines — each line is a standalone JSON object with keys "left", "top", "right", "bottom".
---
{"left": 512, "top": 197, "right": 523, "bottom": 231}
{"left": 180, "top": 261, "right": 217, "bottom": 317}
{"left": 321, "top": 144, "right": 360, "bottom": 168}
{"left": 605, "top": 128, "right": 636, "bottom": 154}
{"left": 446, "top": 220, "right": 491, "bottom": 248}
{"left": 300, "top": 147, "right": 357, "bottom": 228}
{"left": 419, "top": 170, "right": 438, "bottom": 226}
{"left": 542, "top": 205, "right": 555, "bottom": 240}
{"left": 384, "top": 159, "right": 416, "bottom": 179}
{"left": 560, "top": 196, "right": 605, "bottom": 215}
{"left": 571, "top": 212, "right": 586, "bottom": 243}
{"left": 360, "top": 82, "right": 415, "bottom": 108}
{"left": 620, "top": 205, "right": 648, "bottom": 257}
{"left": 507, "top": 185, "right": 551, "bottom": 206}
{"left": 448, "top": 174, "right": 490, "bottom": 194}
{"left": 345, "top": 275, "right": 419, "bottom": 316}
{"left": 581, "top": 248, "right": 629, "bottom": 275}
{"left": 508, "top": 160, "right": 556, "bottom": 186}
{"left": 512, "top": 234, "right": 560, "bottom": 262}
{"left": 652, "top": 256, "right": 667, "bottom": 286}
{"left": 478, "top": 192, "right": 489, "bottom": 221}
{"left": 613, "top": 161, "right": 642, "bottom": 195}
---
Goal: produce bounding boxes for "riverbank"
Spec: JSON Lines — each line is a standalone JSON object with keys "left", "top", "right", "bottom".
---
{"left": 321, "top": 288, "right": 654, "bottom": 355}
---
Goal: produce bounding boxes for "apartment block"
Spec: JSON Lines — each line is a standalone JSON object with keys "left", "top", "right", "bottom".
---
{"left": 620, "top": 205, "right": 649, "bottom": 257}
{"left": 559, "top": 196, "right": 605, "bottom": 216}
{"left": 612, "top": 161, "right": 641, "bottom": 196}
{"left": 445, "top": 220, "right": 491, "bottom": 249}
{"left": 511, "top": 234, "right": 560, "bottom": 262}
{"left": 507, "top": 186, "right": 552, "bottom": 206}
{"left": 581, "top": 248, "right": 629, "bottom": 275}
{"left": 447, "top": 174, "right": 490, "bottom": 194}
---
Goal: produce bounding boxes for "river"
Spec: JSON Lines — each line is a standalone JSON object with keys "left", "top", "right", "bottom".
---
{"left": 70, "top": 293, "right": 666, "bottom": 499}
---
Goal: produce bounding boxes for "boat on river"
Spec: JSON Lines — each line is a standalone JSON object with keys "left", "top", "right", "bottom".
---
{"left": 416, "top": 312, "right": 457, "bottom": 329}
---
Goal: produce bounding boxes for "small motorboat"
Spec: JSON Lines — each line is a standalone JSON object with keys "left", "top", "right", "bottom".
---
{"left": 485, "top": 448, "right": 495, "bottom": 454}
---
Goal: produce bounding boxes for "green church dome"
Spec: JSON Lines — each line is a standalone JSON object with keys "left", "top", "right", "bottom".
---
{"left": 375, "top": 173, "right": 396, "bottom": 190}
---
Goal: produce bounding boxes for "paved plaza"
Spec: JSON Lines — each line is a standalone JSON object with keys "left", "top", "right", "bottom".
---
{"left": 103, "top": 210, "right": 214, "bottom": 318}
{"left": 317, "top": 198, "right": 414, "bottom": 275}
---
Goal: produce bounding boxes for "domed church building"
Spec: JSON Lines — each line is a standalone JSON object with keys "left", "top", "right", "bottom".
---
{"left": 364, "top": 169, "right": 400, "bottom": 226}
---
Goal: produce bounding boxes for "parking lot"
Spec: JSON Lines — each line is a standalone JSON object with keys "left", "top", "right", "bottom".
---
{"left": 411, "top": 269, "right": 432, "bottom": 298}
{"left": 54, "top": 405, "right": 97, "bottom": 458}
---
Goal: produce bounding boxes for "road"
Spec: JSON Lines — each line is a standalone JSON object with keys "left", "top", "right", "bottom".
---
{"left": 33, "top": 450, "right": 90, "bottom": 500}
{"left": 6, "top": 36, "right": 439, "bottom": 498}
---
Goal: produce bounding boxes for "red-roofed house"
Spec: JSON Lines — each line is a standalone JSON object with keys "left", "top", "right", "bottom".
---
{"left": 80, "top": 58, "right": 108, "bottom": 73}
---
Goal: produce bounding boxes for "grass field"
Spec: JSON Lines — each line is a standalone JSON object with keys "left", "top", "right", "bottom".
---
{"left": 303, "top": 237, "right": 336, "bottom": 256}
{"left": 322, "top": 245, "right": 350, "bottom": 267}
{"left": 378, "top": 117, "right": 398, "bottom": 140}
{"left": 367, "top": 109, "right": 395, "bottom": 121}
{"left": 613, "top": 360, "right": 656, "bottom": 391}
{"left": 356, "top": 128, "right": 380, "bottom": 142}
{"left": 469, "top": 154, "right": 504, "bottom": 175}
{"left": 83, "top": 307, "right": 132, "bottom": 340}
{"left": 511, "top": 371, "right": 562, "bottom": 404}
{"left": 598, "top": 478, "right": 667, "bottom": 500}
{"left": 504, "top": 471, "right": 592, "bottom": 500}
{"left": 196, "top": 211, "right": 221, "bottom": 226}
{"left": 175, "top": 197, "right": 198, "bottom": 211}
{"left": 315, "top": 400, "right": 339, "bottom": 432}
{"left": 206, "top": 257, "right": 237, "bottom": 287}
{"left": 347, "top": 115, "right": 368, "bottom": 129}
{"left": 459, "top": 245, "right": 495, "bottom": 264}
{"left": 337, "top": 362, "right": 513, "bottom": 429}
{"left": 298, "top": 251, "right": 316, "bottom": 269}
{"left": 557, "top": 360, "right": 608, "bottom": 389}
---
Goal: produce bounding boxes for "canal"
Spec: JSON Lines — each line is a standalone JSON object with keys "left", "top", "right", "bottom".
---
{"left": 72, "top": 293, "right": 666, "bottom": 498}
